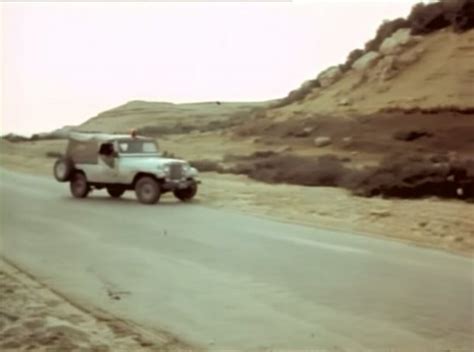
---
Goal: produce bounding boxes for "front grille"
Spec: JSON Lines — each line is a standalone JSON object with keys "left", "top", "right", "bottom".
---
{"left": 169, "top": 163, "right": 183, "bottom": 180}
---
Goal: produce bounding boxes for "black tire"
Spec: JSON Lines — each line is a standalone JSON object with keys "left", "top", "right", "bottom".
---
{"left": 107, "top": 186, "right": 126, "bottom": 198}
{"left": 173, "top": 183, "right": 198, "bottom": 202}
{"left": 54, "top": 156, "right": 74, "bottom": 182}
{"left": 69, "top": 172, "right": 90, "bottom": 198}
{"left": 135, "top": 176, "right": 161, "bottom": 204}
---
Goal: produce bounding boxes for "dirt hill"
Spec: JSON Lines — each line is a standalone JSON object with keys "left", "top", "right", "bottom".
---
{"left": 263, "top": 28, "right": 474, "bottom": 121}
{"left": 78, "top": 100, "right": 268, "bottom": 135}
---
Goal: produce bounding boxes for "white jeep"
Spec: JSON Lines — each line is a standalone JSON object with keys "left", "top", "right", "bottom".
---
{"left": 53, "top": 132, "right": 200, "bottom": 204}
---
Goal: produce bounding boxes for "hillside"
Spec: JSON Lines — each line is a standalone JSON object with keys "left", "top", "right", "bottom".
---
{"left": 78, "top": 100, "right": 268, "bottom": 134}
{"left": 263, "top": 28, "right": 474, "bottom": 120}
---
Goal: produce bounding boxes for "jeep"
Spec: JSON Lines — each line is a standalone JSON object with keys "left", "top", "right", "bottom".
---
{"left": 53, "top": 132, "right": 200, "bottom": 204}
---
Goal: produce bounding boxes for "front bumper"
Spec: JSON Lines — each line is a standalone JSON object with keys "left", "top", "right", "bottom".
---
{"left": 162, "top": 178, "right": 201, "bottom": 191}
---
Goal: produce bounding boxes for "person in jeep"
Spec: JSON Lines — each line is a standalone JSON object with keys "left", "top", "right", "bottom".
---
{"left": 53, "top": 132, "right": 200, "bottom": 204}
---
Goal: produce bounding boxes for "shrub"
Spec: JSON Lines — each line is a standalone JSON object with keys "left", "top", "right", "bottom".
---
{"left": 45, "top": 151, "right": 62, "bottom": 159}
{"left": 231, "top": 154, "right": 350, "bottom": 187}
{"left": 161, "top": 150, "right": 177, "bottom": 158}
{"left": 445, "top": 0, "right": 474, "bottom": 32}
{"left": 393, "top": 130, "right": 433, "bottom": 141}
{"left": 1, "top": 134, "right": 29, "bottom": 143}
{"left": 352, "top": 153, "right": 474, "bottom": 200}
{"left": 364, "top": 17, "right": 411, "bottom": 52}
{"left": 341, "top": 49, "right": 365, "bottom": 72}
{"left": 226, "top": 152, "right": 474, "bottom": 201}
{"left": 408, "top": 2, "right": 450, "bottom": 35}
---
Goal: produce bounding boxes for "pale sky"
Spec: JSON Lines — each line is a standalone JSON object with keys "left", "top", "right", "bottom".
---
{"left": 1, "top": 1, "right": 417, "bottom": 136}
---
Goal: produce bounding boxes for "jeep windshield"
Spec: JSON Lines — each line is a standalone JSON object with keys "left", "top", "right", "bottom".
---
{"left": 117, "top": 140, "right": 159, "bottom": 154}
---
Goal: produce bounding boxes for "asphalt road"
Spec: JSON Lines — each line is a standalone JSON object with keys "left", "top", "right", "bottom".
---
{"left": 1, "top": 169, "right": 473, "bottom": 350}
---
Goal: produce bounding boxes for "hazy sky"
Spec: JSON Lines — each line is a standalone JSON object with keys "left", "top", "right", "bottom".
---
{"left": 1, "top": 1, "right": 417, "bottom": 136}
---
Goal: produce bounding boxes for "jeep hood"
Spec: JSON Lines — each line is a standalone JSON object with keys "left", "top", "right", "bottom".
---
{"left": 120, "top": 155, "right": 187, "bottom": 168}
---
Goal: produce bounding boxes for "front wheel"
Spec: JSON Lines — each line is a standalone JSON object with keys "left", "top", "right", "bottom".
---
{"left": 107, "top": 187, "right": 126, "bottom": 198}
{"left": 70, "top": 172, "right": 90, "bottom": 198}
{"left": 173, "top": 183, "right": 198, "bottom": 202}
{"left": 135, "top": 176, "right": 161, "bottom": 204}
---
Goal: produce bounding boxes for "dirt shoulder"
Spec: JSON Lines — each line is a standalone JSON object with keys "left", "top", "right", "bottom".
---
{"left": 0, "top": 259, "right": 191, "bottom": 352}
{"left": 1, "top": 139, "right": 472, "bottom": 256}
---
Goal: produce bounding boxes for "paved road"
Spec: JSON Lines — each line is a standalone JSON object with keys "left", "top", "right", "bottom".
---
{"left": 1, "top": 169, "right": 473, "bottom": 350}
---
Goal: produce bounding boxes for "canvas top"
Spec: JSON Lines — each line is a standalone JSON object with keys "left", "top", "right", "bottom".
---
{"left": 68, "top": 132, "right": 151, "bottom": 142}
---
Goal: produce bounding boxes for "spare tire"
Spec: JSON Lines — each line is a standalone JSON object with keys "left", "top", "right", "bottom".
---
{"left": 54, "top": 156, "right": 74, "bottom": 182}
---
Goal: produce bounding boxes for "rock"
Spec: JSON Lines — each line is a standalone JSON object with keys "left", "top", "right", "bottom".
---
{"left": 342, "top": 136, "right": 353, "bottom": 144}
{"left": 376, "top": 55, "right": 398, "bottom": 81}
{"left": 352, "top": 51, "right": 382, "bottom": 71}
{"left": 275, "top": 145, "right": 292, "bottom": 153}
{"left": 370, "top": 209, "right": 391, "bottom": 217}
{"left": 379, "top": 28, "right": 422, "bottom": 55}
{"left": 293, "top": 127, "right": 315, "bottom": 138}
{"left": 338, "top": 98, "right": 352, "bottom": 106}
{"left": 314, "top": 136, "right": 332, "bottom": 147}
{"left": 318, "top": 66, "right": 343, "bottom": 88}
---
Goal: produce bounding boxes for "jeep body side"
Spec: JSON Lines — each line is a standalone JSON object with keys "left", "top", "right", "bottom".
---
{"left": 54, "top": 133, "right": 200, "bottom": 204}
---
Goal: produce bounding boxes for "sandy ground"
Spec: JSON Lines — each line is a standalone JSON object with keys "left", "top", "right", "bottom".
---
{"left": 0, "top": 260, "right": 190, "bottom": 352}
{"left": 1, "top": 138, "right": 473, "bottom": 256}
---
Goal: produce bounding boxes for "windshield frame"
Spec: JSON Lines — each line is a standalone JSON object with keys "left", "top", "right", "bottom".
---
{"left": 114, "top": 138, "right": 160, "bottom": 155}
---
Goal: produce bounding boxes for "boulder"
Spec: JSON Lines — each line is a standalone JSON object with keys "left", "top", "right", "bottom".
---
{"left": 379, "top": 28, "right": 422, "bottom": 55}
{"left": 352, "top": 51, "right": 382, "bottom": 71}
{"left": 318, "top": 66, "right": 343, "bottom": 88}
{"left": 314, "top": 136, "right": 332, "bottom": 147}
{"left": 397, "top": 48, "right": 425, "bottom": 66}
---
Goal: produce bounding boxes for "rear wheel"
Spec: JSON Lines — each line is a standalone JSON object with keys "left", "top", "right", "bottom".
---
{"left": 107, "top": 187, "right": 126, "bottom": 198}
{"left": 70, "top": 172, "right": 90, "bottom": 198}
{"left": 135, "top": 176, "right": 161, "bottom": 204}
{"left": 173, "top": 183, "right": 197, "bottom": 202}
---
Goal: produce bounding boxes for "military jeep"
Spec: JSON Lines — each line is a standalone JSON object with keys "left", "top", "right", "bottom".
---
{"left": 53, "top": 132, "right": 200, "bottom": 204}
